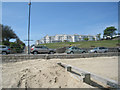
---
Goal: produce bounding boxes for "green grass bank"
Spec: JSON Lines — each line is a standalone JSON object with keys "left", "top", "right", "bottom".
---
{"left": 40, "top": 40, "right": 119, "bottom": 49}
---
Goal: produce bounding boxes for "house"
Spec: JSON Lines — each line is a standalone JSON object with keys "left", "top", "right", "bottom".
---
{"left": 35, "top": 34, "right": 99, "bottom": 45}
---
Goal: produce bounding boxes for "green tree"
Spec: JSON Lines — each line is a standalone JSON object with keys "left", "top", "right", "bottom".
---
{"left": 92, "top": 37, "right": 95, "bottom": 41}
{"left": 103, "top": 26, "right": 117, "bottom": 38}
{"left": 1, "top": 24, "right": 17, "bottom": 42}
{"left": 64, "top": 40, "right": 68, "bottom": 42}
{"left": 84, "top": 37, "right": 89, "bottom": 41}
{"left": 97, "top": 33, "right": 101, "bottom": 40}
{"left": 16, "top": 38, "right": 25, "bottom": 49}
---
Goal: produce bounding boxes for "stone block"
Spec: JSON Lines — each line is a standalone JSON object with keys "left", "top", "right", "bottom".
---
{"left": 83, "top": 73, "right": 91, "bottom": 84}
{"left": 67, "top": 66, "right": 72, "bottom": 72}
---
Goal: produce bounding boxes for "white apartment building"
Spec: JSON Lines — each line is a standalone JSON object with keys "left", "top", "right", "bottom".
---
{"left": 35, "top": 34, "right": 99, "bottom": 45}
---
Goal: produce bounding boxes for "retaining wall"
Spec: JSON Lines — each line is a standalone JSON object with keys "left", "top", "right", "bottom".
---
{"left": 56, "top": 47, "right": 119, "bottom": 53}
{"left": 1, "top": 52, "right": 119, "bottom": 63}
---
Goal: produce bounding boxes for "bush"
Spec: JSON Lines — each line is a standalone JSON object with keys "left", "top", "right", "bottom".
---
{"left": 10, "top": 48, "right": 17, "bottom": 54}
{"left": 3, "top": 41, "right": 10, "bottom": 46}
{"left": 84, "top": 38, "right": 89, "bottom": 41}
{"left": 3, "top": 39, "right": 25, "bottom": 53}
{"left": 91, "top": 45, "right": 95, "bottom": 47}
{"left": 116, "top": 43, "right": 120, "bottom": 46}
{"left": 10, "top": 42, "right": 23, "bottom": 53}
{"left": 10, "top": 42, "right": 20, "bottom": 48}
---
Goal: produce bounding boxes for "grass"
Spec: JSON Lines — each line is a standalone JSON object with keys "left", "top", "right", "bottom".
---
{"left": 40, "top": 40, "right": 119, "bottom": 49}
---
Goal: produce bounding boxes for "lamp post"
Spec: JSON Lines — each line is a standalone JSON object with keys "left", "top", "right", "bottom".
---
{"left": 28, "top": 0, "right": 31, "bottom": 54}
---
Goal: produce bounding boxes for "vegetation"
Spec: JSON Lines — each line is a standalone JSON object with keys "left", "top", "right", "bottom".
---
{"left": 92, "top": 37, "right": 95, "bottom": 41}
{"left": 40, "top": 40, "right": 119, "bottom": 49}
{"left": 39, "top": 26, "right": 119, "bottom": 49}
{"left": 83, "top": 37, "right": 89, "bottom": 41}
{"left": 1, "top": 24, "right": 25, "bottom": 53}
{"left": 103, "top": 26, "right": 117, "bottom": 38}
{"left": 10, "top": 42, "right": 25, "bottom": 53}
{"left": 97, "top": 33, "right": 101, "bottom": 40}
{"left": 1, "top": 24, "right": 17, "bottom": 42}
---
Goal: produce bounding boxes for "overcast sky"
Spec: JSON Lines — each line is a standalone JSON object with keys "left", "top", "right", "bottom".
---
{"left": 2, "top": 2, "right": 118, "bottom": 45}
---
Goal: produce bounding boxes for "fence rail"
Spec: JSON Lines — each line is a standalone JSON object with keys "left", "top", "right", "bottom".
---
{"left": 57, "top": 62, "right": 120, "bottom": 88}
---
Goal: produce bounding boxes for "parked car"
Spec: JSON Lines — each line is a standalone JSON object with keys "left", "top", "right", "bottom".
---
{"left": 117, "top": 47, "right": 120, "bottom": 52}
{"left": 65, "top": 46, "right": 86, "bottom": 54}
{"left": 30, "top": 45, "right": 56, "bottom": 54}
{"left": 89, "top": 47, "right": 108, "bottom": 53}
{"left": 0, "top": 45, "right": 11, "bottom": 55}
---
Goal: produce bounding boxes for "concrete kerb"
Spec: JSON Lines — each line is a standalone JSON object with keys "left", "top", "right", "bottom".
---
{"left": 58, "top": 63, "right": 91, "bottom": 85}
{"left": 58, "top": 62, "right": 119, "bottom": 88}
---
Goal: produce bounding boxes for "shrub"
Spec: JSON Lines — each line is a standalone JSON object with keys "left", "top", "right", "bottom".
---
{"left": 84, "top": 38, "right": 89, "bottom": 41}
{"left": 3, "top": 41, "right": 10, "bottom": 46}
{"left": 10, "top": 42, "right": 23, "bottom": 53}
{"left": 116, "top": 43, "right": 120, "bottom": 46}
{"left": 91, "top": 45, "right": 95, "bottom": 47}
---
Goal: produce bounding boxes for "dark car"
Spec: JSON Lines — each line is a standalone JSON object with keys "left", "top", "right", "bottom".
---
{"left": 30, "top": 45, "right": 56, "bottom": 54}
{"left": 117, "top": 47, "right": 120, "bottom": 52}
{"left": 65, "top": 46, "right": 86, "bottom": 54}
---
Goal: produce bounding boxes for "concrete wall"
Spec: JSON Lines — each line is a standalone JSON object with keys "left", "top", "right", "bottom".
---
{"left": 1, "top": 52, "right": 119, "bottom": 63}
{"left": 56, "top": 47, "right": 119, "bottom": 53}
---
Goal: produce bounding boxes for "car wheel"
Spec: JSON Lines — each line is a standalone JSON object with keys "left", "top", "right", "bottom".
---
{"left": 94, "top": 51, "right": 97, "bottom": 53}
{"left": 70, "top": 51, "right": 74, "bottom": 54}
{"left": 33, "top": 51, "right": 38, "bottom": 54}
{"left": 49, "top": 51, "right": 54, "bottom": 54}
{"left": 2, "top": 51, "right": 7, "bottom": 55}
{"left": 82, "top": 51, "right": 86, "bottom": 53}
{"left": 104, "top": 51, "right": 107, "bottom": 53}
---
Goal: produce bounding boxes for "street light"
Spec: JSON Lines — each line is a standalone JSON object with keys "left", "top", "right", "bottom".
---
{"left": 28, "top": 0, "right": 31, "bottom": 54}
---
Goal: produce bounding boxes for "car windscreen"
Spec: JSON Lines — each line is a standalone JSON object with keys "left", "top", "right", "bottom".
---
{"left": 93, "top": 48, "right": 97, "bottom": 49}
{"left": 2, "top": 46, "right": 6, "bottom": 48}
{"left": 35, "top": 46, "right": 42, "bottom": 48}
{"left": 42, "top": 46, "right": 48, "bottom": 49}
{"left": 99, "top": 47, "right": 107, "bottom": 49}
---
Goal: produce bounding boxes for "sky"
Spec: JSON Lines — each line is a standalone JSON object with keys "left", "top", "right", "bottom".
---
{"left": 2, "top": 2, "right": 118, "bottom": 45}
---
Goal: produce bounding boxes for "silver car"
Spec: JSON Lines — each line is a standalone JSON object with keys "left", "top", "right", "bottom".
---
{"left": 89, "top": 47, "right": 108, "bottom": 53}
{"left": 30, "top": 45, "right": 56, "bottom": 54}
{"left": 0, "top": 45, "right": 11, "bottom": 55}
{"left": 65, "top": 46, "right": 86, "bottom": 54}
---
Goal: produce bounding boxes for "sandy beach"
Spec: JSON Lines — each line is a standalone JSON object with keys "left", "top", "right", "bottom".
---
{"left": 2, "top": 56, "right": 118, "bottom": 88}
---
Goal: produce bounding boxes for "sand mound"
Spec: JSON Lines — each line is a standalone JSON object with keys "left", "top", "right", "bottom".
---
{"left": 2, "top": 59, "right": 93, "bottom": 88}
{"left": 3, "top": 56, "right": 117, "bottom": 88}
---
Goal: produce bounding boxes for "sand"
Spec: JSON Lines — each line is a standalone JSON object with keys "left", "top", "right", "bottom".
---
{"left": 2, "top": 56, "right": 118, "bottom": 88}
